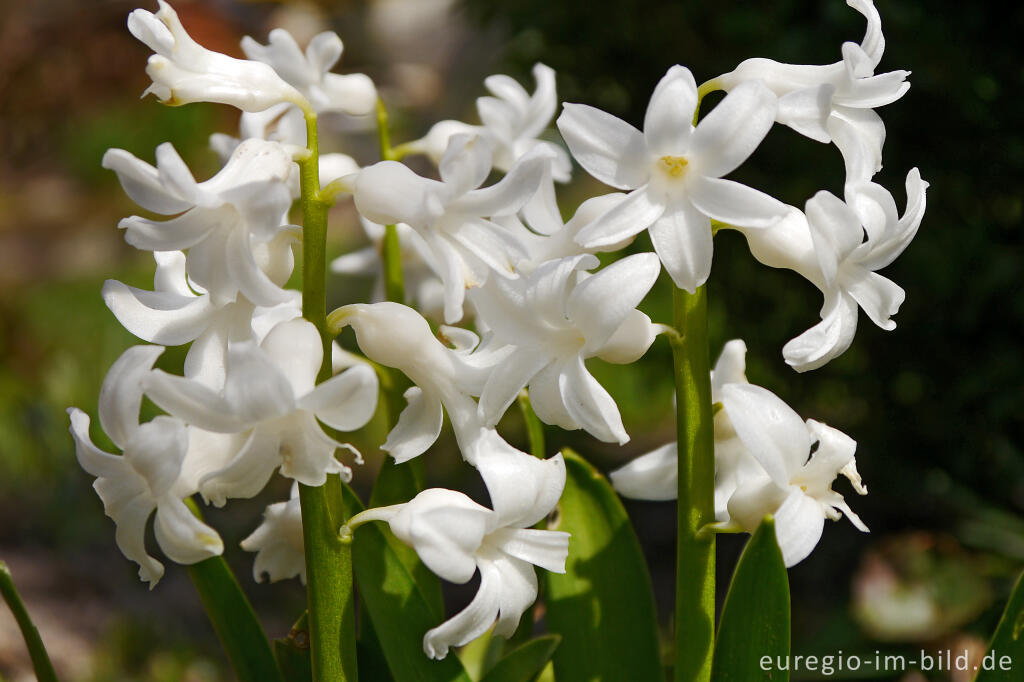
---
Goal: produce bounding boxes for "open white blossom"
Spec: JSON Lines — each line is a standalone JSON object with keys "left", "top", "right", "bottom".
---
{"left": 352, "top": 135, "right": 552, "bottom": 322}
{"left": 720, "top": 383, "right": 868, "bottom": 566}
{"left": 241, "top": 484, "right": 305, "bottom": 584}
{"left": 347, "top": 447, "right": 567, "bottom": 659}
{"left": 144, "top": 319, "right": 378, "bottom": 505}
{"left": 610, "top": 339, "right": 763, "bottom": 520}
{"left": 128, "top": 0, "right": 306, "bottom": 112}
{"left": 408, "top": 63, "right": 571, "bottom": 182}
{"left": 738, "top": 169, "right": 927, "bottom": 371}
{"left": 68, "top": 346, "right": 223, "bottom": 586}
{"left": 469, "top": 253, "right": 661, "bottom": 444}
{"left": 331, "top": 302, "right": 491, "bottom": 462}
{"left": 559, "top": 65, "right": 787, "bottom": 292}
{"left": 714, "top": 0, "right": 908, "bottom": 184}
{"left": 106, "top": 140, "right": 296, "bottom": 307}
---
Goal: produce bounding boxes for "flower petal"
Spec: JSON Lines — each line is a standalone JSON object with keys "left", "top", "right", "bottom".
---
{"left": 805, "top": 190, "right": 865, "bottom": 286}
{"left": 557, "top": 103, "right": 649, "bottom": 190}
{"left": 440, "top": 134, "right": 494, "bottom": 196}
{"left": 827, "top": 106, "right": 886, "bottom": 185}
{"left": 774, "top": 489, "right": 826, "bottom": 567}
{"left": 643, "top": 65, "right": 697, "bottom": 156}
{"left": 450, "top": 144, "right": 552, "bottom": 218}
{"left": 353, "top": 161, "right": 445, "bottom": 228}
{"left": 594, "top": 309, "right": 658, "bottom": 365}
{"left": 102, "top": 148, "right": 192, "bottom": 214}
{"left": 476, "top": 444, "right": 566, "bottom": 528}
{"left": 567, "top": 252, "right": 660, "bottom": 353}
{"left": 144, "top": 369, "right": 249, "bottom": 433}
{"left": 383, "top": 387, "right": 444, "bottom": 463}
{"left": 844, "top": 268, "right": 904, "bottom": 330}
{"left": 720, "top": 383, "right": 810, "bottom": 485}
{"left": 610, "top": 442, "right": 678, "bottom": 501}
{"left": 527, "top": 362, "right": 576, "bottom": 431}
{"left": 199, "top": 427, "right": 278, "bottom": 506}
{"left": 782, "top": 292, "right": 860, "bottom": 372}
{"left": 776, "top": 86, "right": 834, "bottom": 143}
{"left": 478, "top": 348, "right": 550, "bottom": 427}
{"left": 687, "top": 175, "right": 788, "bottom": 228}
{"left": 573, "top": 186, "right": 665, "bottom": 249}
{"left": 688, "top": 80, "right": 777, "bottom": 178}
{"left": 67, "top": 408, "right": 127, "bottom": 479}
{"left": 422, "top": 558, "right": 502, "bottom": 659}
{"left": 103, "top": 280, "right": 213, "bottom": 346}
{"left": 98, "top": 345, "right": 166, "bottom": 450}
{"left": 558, "top": 356, "right": 628, "bottom": 444}
{"left": 301, "top": 363, "right": 379, "bottom": 431}
{"left": 154, "top": 496, "right": 224, "bottom": 564}
{"left": 489, "top": 527, "right": 569, "bottom": 574}
{"left": 648, "top": 198, "right": 712, "bottom": 293}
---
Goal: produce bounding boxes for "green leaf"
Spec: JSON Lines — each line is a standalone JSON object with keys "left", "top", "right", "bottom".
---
{"left": 342, "top": 483, "right": 473, "bottom": 682}
{"left": 186, "top": 556, "right": 284, "bottom": 682}
{"left": 369, "top": 456, "right": 444, "bottom": 619}
{"left": 479, "top": 635, "right": 561, "bottom": 682}
{"left": 543, "top": 449, "right": 662, "bottom": 682}
{"left": 712, "top": 517, "right": 790, "bottom": 682}
{"left": 975, "top": 569, "right": 1024, "bottom": 681}
{"left": 274, "top": 612, "right": 312, "bottom": 682}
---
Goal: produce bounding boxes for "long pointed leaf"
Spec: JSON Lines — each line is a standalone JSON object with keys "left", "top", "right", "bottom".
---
{"left": 975, "top": 569, "right": 1024, "bottom": 681}
{"left": 341, "top": 483, "right": 473, "bottom": 682}
{"left": 543, "top": 449, "right": 662, "bottom": 682}
{"left": 712, "top": 517, "right": 790, "bottom": 682}
{"left": 480, "top": 635, "right": 561, "bottom": 682}
{"left": 187, "top": 555, "right": 284, "bottom": 682}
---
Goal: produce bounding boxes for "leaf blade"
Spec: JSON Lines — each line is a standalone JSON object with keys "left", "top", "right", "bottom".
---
{"left": 480, "top": 635, "right": 561, "bottom": 682}
{"left": 711, "top": 516, "right": 790, "bottom": 682}
{"left": 542, "top": 449, "right": 662, "bottom": 682}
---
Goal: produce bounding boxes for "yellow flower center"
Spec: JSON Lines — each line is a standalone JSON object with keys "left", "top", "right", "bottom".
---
{"left": 659, "top": 155, "right": 689, "bottom": 178}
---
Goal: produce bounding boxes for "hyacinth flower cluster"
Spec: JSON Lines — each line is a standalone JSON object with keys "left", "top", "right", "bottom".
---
{"left": 59, "top": 1, "right": 928, "bottom": 680}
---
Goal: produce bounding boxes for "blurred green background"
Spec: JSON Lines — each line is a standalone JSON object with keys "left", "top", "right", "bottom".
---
{"left": 0, "top": 0, "right": 1020, "bottom": 679}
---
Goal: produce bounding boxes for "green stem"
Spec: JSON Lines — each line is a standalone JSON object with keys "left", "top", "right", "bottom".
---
{"left": 670, "top": 285, "right": 716, "bottom": 682}
{"left": 375, "top": 98, "right": 407, "bottom": 306}
{"left": 517, "top": 390, "right": 546, "bottom": 459}
{"left": 0, "top": 561, "right": 59, "bottom": 682}
{"left": 298, "top": 109, "right": 358, "bottom": 682}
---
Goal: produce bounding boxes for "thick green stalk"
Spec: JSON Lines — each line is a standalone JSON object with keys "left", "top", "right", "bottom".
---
{"left": 375, "top": 98, "right": 406, "bottom": 306}
{"left": 0, "top": 561, "right": 58, "bottom": 682}
{"left": 298, "top": 109, "right": 358, "bottom": 682}
{"left": 671, "top": 285, "right": 716, "bottom": 682}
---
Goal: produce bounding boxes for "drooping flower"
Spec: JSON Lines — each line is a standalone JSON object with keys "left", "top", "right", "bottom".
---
{"left": 469, "top": 253, "right": 662, "bottom": 444}
{"left": 559, "top": 65, "right": 787, "bottom": 292}
{"left": 330, "top": 302, "right": 491, "bottom": 462}
{"left": 714, "top": 0, "right": 909, "bottom": 185}
{"left": 143, "top": 319, "right": 378, "bottom": 505}
{"left": 68, "top": 345, "right": 223, "bottom": 586}
{"left": 738, "top": 169, "right": 927, "bottom": 371}
{"left": 352, "top": 135, "right": 553, "bottom": 322}
{"left": 346, "top": 446, "right": 568, "bottom": 659}
{"left": 720, "top": 383, "right": 868, "bottom": 566}
{"left": 241, "top": 484, "right": 305, "bottom": 584}
{"left": 105, "top": 140, "right": 297, "bottom": 307}
{"left": 610, "top": 339, "right": 764, "bottom": 520}
{"left": 407, "top": 63, "right": 571, "bottom": 182}
{"left": 128, "top": 0, "right": 307, "bottom": 112}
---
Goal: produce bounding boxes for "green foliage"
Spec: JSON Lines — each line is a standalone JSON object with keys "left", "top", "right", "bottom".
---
{"left": 712, "top": 518, "right": 790, "bottom": 682}
{"left": 543, "top": 449, "right": 661, "bottom": 682}
{"left": 341, "top": 484, "right": 473, "bottom": 682}
{"left": 274, "top": 613, "right": 312, "bottom": 682}
{"left": 185, "top": 556, "right": 283, "bottom": 682}
{"left": 478, "top": 635, "right": 560, "bottom": 682}
{"left": 975, "top": 570, "right": 1024, "bottom": 682}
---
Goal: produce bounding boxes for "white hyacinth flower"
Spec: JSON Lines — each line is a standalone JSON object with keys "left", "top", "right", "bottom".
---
{"left": 469, "top": 253, "right": 662, "bottom": 444}
{"left": 68, "top": 346, "right": 223, "bottom": 586}
{"left": 331, "top": 302, "right": 492, "bottom": 463}
{"left": 347, "top": 448, "right": 567, "bottom": 659}
{"left": 740, "top": 169, "right": 927, "bottom": 371}
{"left": 241, "top": 484, "right": 306, "bottom": 584}
{"left": 720, "top": 383, "right": 868, "bottom": 566}
{"left": 128, "top": 0, "right": 307, "bottom": 112}
{"left": 715, "top": 0, "right": 909, "bottom": 184}
{"left": 559, "top": 65, "right": 787, "bottom": 292}
{"left": 352, "top": 135, "right": 553, "bottom": 322}
{"left": 610, "top": 339, "right": 763, "bottom": 520}
{"left": 143, "top": 319, "right": 378, "bottom": 505}
{"left": 105, "top": 140, "right": 296, "bottom": 307}
{"left": 408, "top": 63, "right": 571, "bottom": 182}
